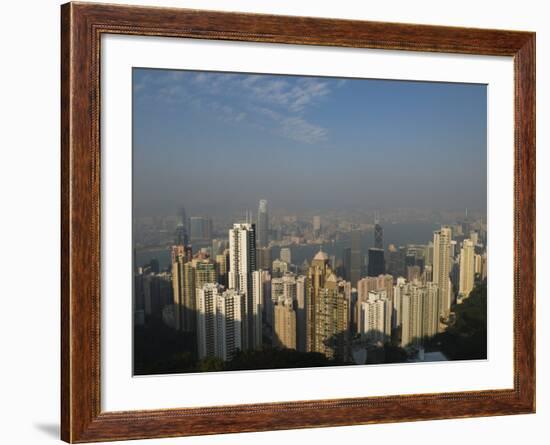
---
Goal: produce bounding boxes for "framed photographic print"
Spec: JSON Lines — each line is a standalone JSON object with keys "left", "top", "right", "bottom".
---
{"left": 61, "top": 2, "right": 535, "bottom": 442}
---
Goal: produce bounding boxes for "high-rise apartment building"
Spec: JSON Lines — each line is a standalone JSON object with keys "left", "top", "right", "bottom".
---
{"left": 459, "top": 238, "right": 475, "bottom": 302}
{"left": 433, "top": 226, "right": 453, "bottom": 319}
{"left": 357, "top": 274, "right": 393, "bottom": 301}
{"left": 257, "top": 199, "right": 269, "bottom": 248}
{"left": 306, "top": 251, "right": 350, "bottom": 361}
{"left": 196, "top": 283, "right": 222, "bottom": 360}
{"left": 172, "top": 252, "right": 217, "bottom": 334}
{"left": 358, "top": 290, "right": 392, "bottom": 344}
{"left": 356, "top": 274, "right": 393, "bottom": 336}
{"left": 214, "top": 289, "right": 244, "bottom": 362}
{"left": 273, "top": 297, "right": 297, "bottom": 349}
{"left": 228, "top": 222, "right": 257, "bottom": 350}
{"left": 399, "top": 281, "right": 440, "bottom": 348}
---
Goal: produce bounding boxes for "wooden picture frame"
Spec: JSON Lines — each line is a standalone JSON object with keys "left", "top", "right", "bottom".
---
{"left": 61, "top": 2, "right": 535, "bottom": 442}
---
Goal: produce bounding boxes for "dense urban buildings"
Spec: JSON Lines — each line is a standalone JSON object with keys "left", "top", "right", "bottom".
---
{"left": 134, "top": 202, "right": 487, "bottom": 373}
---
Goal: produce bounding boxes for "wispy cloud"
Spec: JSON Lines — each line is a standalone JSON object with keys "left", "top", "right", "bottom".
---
{"left": 253, "top": 106, "right": 327, "bottom": 144}
{"left": 281, "top": 117, "right": 328, "bottom": 144}
{"left": 134, "top": 70, "right": 341, "bottom": 144}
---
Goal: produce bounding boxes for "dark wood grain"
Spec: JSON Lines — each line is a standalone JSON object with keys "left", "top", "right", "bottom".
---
{"left": 61, "top": 2, "right": 536, "bottom": 442}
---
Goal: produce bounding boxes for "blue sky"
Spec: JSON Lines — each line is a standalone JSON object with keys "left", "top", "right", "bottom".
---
{"left": 133, "top": 68, "right": 487, "bottom": 216}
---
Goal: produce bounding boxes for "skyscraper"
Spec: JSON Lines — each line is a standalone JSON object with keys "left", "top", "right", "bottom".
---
{"left": 399, "top": 281, "right": 440, "bottom": 348}
{"left": 459, "top": 238, "right": 475, "bottom": 301}
{"left": 172, "top": 252, "right": 217, "bottom": 334}
{"left": 358, "top": 290, "right": 392, "bottom": 344}
{"left": 214, "top": 289, "right": 244, "bottom": 361}
{"left": 367, "top": 248, "right": 385, "bottom": 277}
{"left": 228, "top": 222, "right": 257, "bottom": 349}
{"left": 171, "top": 251, "right": 187, "bottom": 331}
{"left": 273, "top": 297, "right": 297, "bottom": 350}
{"left": 356, "top": 274, "right": 393, "bottom": 334}
{"left": 197, "top": 283, "right": 222, "bottom": 360}
{"left": 306, "top": 249, "right": 330, "bottom": 353}
{"left": 433, "top": 226, "right": 453, "bottom": 319}
{"left": 257, "top": 199, "right": 269, "bottom": 248}
{"left": 306, "top": 250, "right": 350, "bottom": 361}
{"left": 350, "top": 230, "right": 362, "bottom": 287}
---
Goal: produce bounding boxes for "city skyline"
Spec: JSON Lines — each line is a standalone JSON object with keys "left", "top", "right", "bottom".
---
{"left": 133, "top": 69, "right": 487, "bottom": 217}
{"left": 135, "top": 204, "right": 488, "bottom": 374}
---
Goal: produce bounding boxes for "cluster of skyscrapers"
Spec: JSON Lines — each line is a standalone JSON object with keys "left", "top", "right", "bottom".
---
{"left": 134, "top": 200, "right": 487, "bottom": 366}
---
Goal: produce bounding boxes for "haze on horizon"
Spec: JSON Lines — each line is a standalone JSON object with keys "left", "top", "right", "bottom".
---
{"left": 132, "top": 68, "right": 487, "bottom": 218}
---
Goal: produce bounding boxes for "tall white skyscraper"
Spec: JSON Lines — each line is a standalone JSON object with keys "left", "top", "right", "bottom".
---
{"left": 433, "top": 226, "right": 453, "bottom": 319}
{"left": 459, "top": 238, "right": 475, "bottom": 301}
{"left": 228, "top": 223, "right": 257, "bottom": 349}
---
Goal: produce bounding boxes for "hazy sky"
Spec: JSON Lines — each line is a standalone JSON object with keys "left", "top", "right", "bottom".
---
{"left": 133, "top": 68, "right": 487, "bottom": 217}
